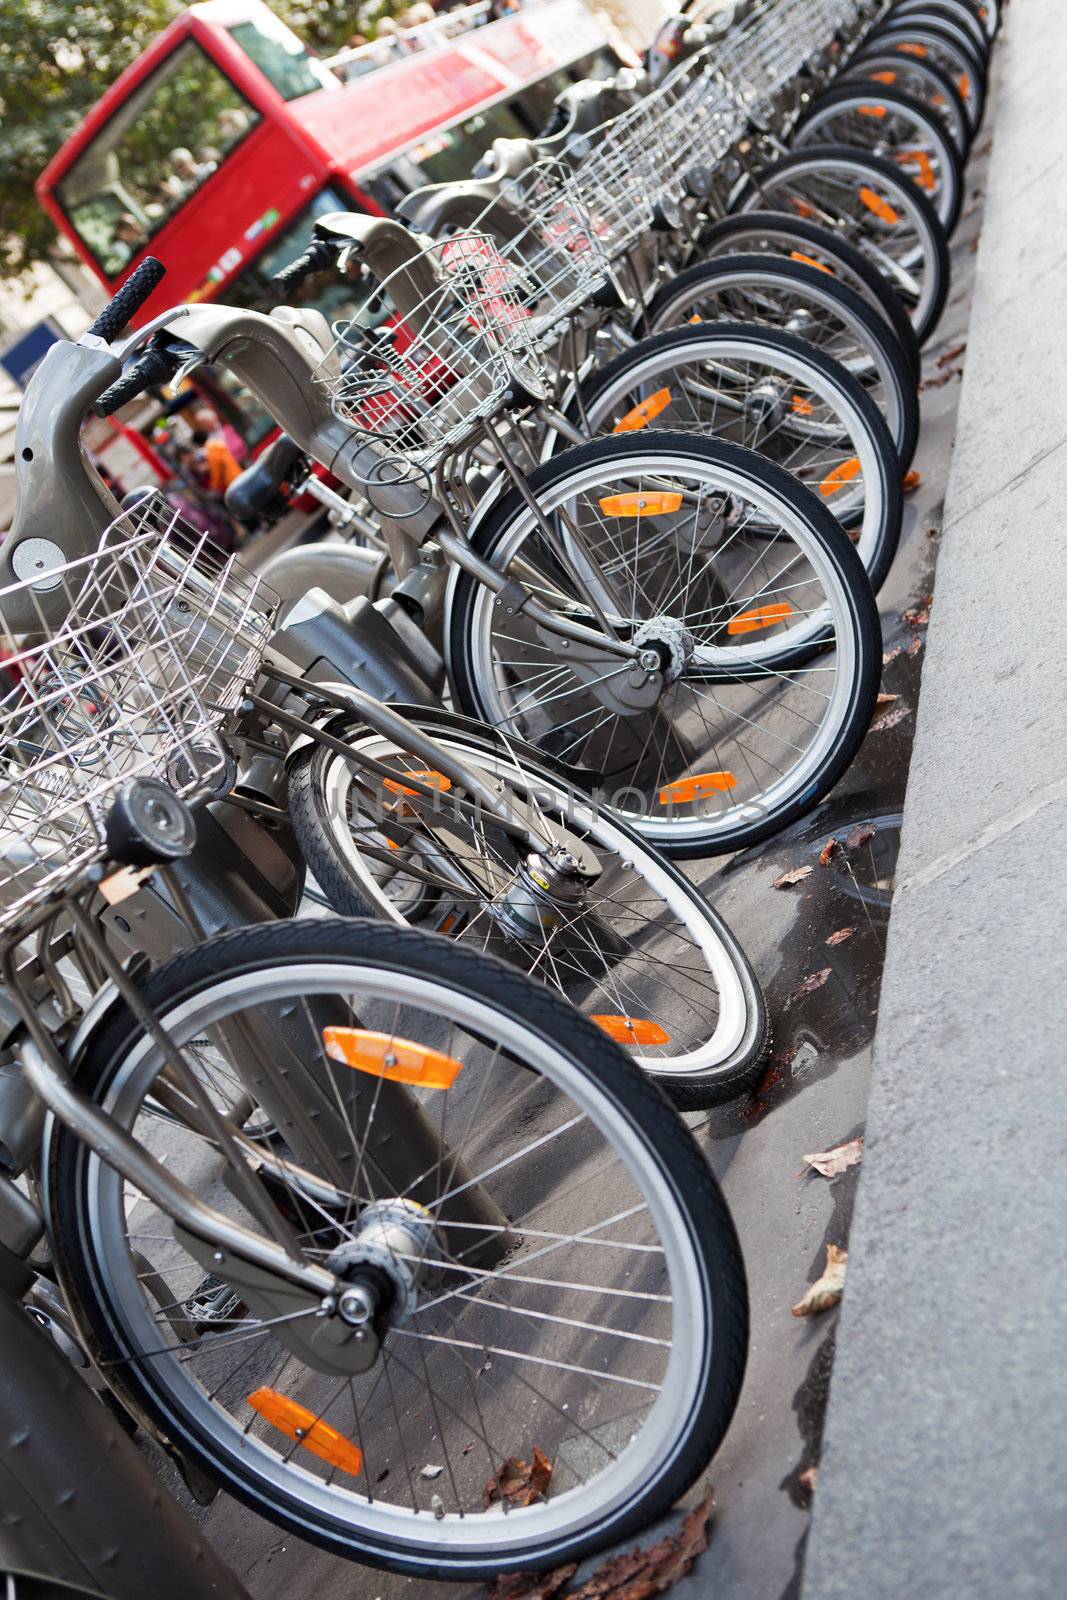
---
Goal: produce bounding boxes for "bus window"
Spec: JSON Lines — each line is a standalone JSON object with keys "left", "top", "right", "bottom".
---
{"left": 228, "top": 13, "right": 339, "bottom": 101}
{"left": 511, "top": 70, "right": 581, "bottom": 136}
{"left": 225, "top": 185, "right": 374, "bottom": 325}
{"left": 54, "top": 40, "right": 259, "bottom": 277}
{"left": 570, "top": 48, "right": 623, "bottom": 82}
{"left": 386, "top": 100, "right": 536, "bottom": 190}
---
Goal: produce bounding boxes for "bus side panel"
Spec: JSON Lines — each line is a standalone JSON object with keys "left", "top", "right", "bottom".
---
{"left": 109, "top": 120, "right": 327, "bottom": 322}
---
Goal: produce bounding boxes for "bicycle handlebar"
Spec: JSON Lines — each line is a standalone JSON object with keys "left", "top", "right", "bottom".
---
{"left": 94, "top": 344, "right": 177, "bottom": 416}
{"left": 85, "top": 257, "right": 167, "bottom": 344}
{"left": 271, "top": 239, "right": 340, "bottom": 294}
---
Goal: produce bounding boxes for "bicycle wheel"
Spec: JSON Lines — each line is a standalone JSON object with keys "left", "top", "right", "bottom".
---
{"left": 50, "top": 917, "right": 747, "bottom": 1578}
{"left": 696, "top": 212, "right": 921, "bottom": 377}
{"left": 839, "top": 50, "right": 970, "bottom": 157}
{"left": 553, "top": 323, "right": 903, "bottom": 594}
{"left": 447, "top": 432, "right": 882, "bottom": 857}
{"left": 857, "top": 25, "right": 986, "bottom": 132}
{"left": 643, "top": 253, "right": 920, "bottom": 468}
{"left": 880, "top": 1, "right": 990, "bottom": 60}
{"left": 794, "top": 84, "right": 964, "bottom": 234}
{"left": 731, "top": 144, "right": 951, "bottom": 344}
{"left": 289, "top": 713, "right": 769, "bottom": 1105}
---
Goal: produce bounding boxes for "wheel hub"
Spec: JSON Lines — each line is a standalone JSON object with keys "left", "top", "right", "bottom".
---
{"left": 493, "top": 842, "right": 601, "bottom": 944}
{"left": 632, "top": 617, "right": 695, "bottom": 684}
{"left": 327, "top": 1198, "right": 441, "bottom": 1326}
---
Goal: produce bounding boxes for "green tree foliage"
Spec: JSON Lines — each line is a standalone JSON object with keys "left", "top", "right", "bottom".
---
{"left": 0, "top": 0, "right": 411, "bottom": 283}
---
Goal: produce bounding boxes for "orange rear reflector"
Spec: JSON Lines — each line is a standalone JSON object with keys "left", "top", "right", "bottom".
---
{"left": 959, "top": 73, "right": 970, "bottom": 97}
{"left": 859, "top": 187, "right": 900, "bottom": 225}
{"left": 248, "top": 1390, "right": 364, "bottom": 1477}
{"left": 598, "top": 492, "right": 682, "bottom": 516}
{"left": 789, "top": 198, "right": 817, "bottom": 219}
{"left": 899, "top": 42, "right": 928, "bottom": 57}
{"left": 592, "top": 1014, "right": 671, "bottom": 1046}
{"left": 820, "top": 457, "right": 862, "bottom": 497}
{"left": 790, "top": 250, "right": 834, "bottom": 275}
{"left": 688, "top": 314, "right": 703, "bottom": 323}
{"left": 382, "top": 768, "right": 452, "bottom": 798}
{"left": 657, "top": 771, "right": 738, "bottom": 803}
{"left": 323, "top": 1028, "right": 464, "bottom": 1090}
{"left": 791, "top": 394, "right": 814, "bottom": 416}
{"left": 858, "top": 104, "right": 887, "bottom": 118}
{"left": 726, "top": 603, "right": 794, "bottom": 635}
{"left": 870, "top": 70, "right": 897, "bottom": 84}
{"left": 896, "top": 149, "right": 936, "bottom": 191}
{"left": 612, "top": 388, "right": 672, "bottom": 433}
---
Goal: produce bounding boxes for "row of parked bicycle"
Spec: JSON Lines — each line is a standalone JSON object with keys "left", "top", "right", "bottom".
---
{"left": 0, "top": 0, "right": 996, "bottom": 1582}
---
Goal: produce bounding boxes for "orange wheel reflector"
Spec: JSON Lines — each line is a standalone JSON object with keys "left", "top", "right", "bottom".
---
{"left": 870, "top": 70, "right": 897, "bottom": 84}
{"left": 726, "top": 602, "right": 794, "bottom": 635}
{"left": 598, "top": 492, "right": 682, "bottom": 516}
{"left": 899, "top": 42, "right": 928, "bottom": 57}
{"left": 858, "top": 104, "right": 888, "bottom": 118}
{"left": 382, "top": 768, "right": 452, "bottom": 798}
{"left": 932, "top": 92, "right": 946, "bottom": 107}
{"left": 789, "top": 197, "right": 816, "bottom": 219}
{"left": 612, "top": 387, "right": 672, "bottom": 433}
{"left": 323, "top": 1028, "right": 464, "bottom": 1090}
{"left": 820, "top": 457, "right": 862, "bottom": 497}
{"left": 657, "top": 771, "right": 737, "bottom": 804}
{"left": 789, "top": 251, "right": 834, "bottom": 277}
{"left": 959, "top": 73, "right": 970, "bottom": 97}
{"left": 859, "top": 187, "right": 900, "bottom": 225}
{"left": 687, "top": 313, "right": 703, "bottom": 323}
{"left": 791, "top": 393, "right": 815, "bottom": 416}
{"left": 592, "top": 1014, "right": 671, "bottom": 1046}
{"left": 896, "top": 149, "right": 936, "bottom": 191}
{"left": 247, "top": 1390, "right": 364, "bottom": 1477}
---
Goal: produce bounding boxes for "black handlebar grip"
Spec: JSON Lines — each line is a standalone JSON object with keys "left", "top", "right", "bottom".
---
{"left": 271, "top": 239, "right": 337, "bottom": 293}
{"left": 94, "top": 345, "right": 177, "bottom": 416}
{"left": 86, "top": 257, "right": 167, "bottom": 345}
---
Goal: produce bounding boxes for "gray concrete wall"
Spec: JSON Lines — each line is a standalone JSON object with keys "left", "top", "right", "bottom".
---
{"left": 800, "top": 4, "right": 1067, "bottom": 1596}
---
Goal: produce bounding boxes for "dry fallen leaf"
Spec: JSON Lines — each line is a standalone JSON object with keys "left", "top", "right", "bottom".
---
{"left": 786, "top": 968, "right": 832, "bottom": 1008}
{"left": 818, "top": 838, "right": 839, "bottom": 866}
{"left": 907, "top": 636, "right": 923, "bottom": 656}
{"left": 825, "top": 927, "right": 856, "bottom": 947}
{"left": 792, "top": 1244, "right": 847, "bottom": 1317}
{"left": 902, "top": 596, "right": 932, "bottom": 628}
{"left": 800, "top": 1137, "right": 864, "bottom": 1179}
{"left": 568, "top": 1488, "right": 715, "bottom": 1600}
{"left": 486, "top": 1566, "right": 578, "bottom": 1600}
{"left": 882, "top": 645, "right": 902, "bottom": 666}
{"left": 875, "top": 691, "right": 898, "bottom": 706}
{"left": 484, "top": 1447, "right": 553, "bottom": 1510}
{"left": 871, "top": 703, "right": 911, "bottom": 733}
{"left": 919, "top": 368, "right": 957, "bottom": 392}
{"left": 937, "top": 342, "right": 967, "bottom": 367}
{"left": 774, "top": 864, "right": 813, "bottom": 889}
{"left": 846, "top": 822, "right": 876, "bottom": 849}
{"left": 798, "top": 1464, "right": 819, "bottom": 1496}
{"left": 902, "top": 470, "right": 922, "bottom": 493}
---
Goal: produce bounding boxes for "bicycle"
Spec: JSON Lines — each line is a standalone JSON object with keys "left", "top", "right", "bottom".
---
{"left": 0, "top": 262, "right": 750, "bottom": 1578}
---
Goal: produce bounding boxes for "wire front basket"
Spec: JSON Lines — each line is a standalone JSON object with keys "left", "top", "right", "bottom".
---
{"left": 317, "top": 231, "right": 549, "bottom": 469}
{"left": 0, "top": 494, "right": 276, "bottom": 930}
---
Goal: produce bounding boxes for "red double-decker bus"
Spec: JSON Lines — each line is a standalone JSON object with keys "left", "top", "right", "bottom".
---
{"left": 36, "top": 0, "right": 619, "bottom": 328}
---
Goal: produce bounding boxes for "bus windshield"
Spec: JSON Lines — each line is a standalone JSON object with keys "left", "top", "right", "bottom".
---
{"left": 228, "top": 12, "right": 339, "bottom": 101}
{"left": 55, "top": 38, "right": 259, "bottom": 277}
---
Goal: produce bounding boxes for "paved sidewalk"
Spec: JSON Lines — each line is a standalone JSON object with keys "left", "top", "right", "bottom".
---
{"left": 801, "top": 5, "right": 1067, "bottom": 1597}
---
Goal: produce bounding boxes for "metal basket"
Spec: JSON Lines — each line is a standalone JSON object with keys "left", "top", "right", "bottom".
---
{"left": 713, "top": 0, "right": 843, "bottom": 119}
{"left": 462, "top": 159, "right": 619, "bottom": 341}
{"left": 567, "top": 57, "right": 743, "bottom": 255}
{"left": 0, "top": 494, "right": 276, "bottom": 929}
{"left": 317, "top": 231, "right": 549, "bottom": 468}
